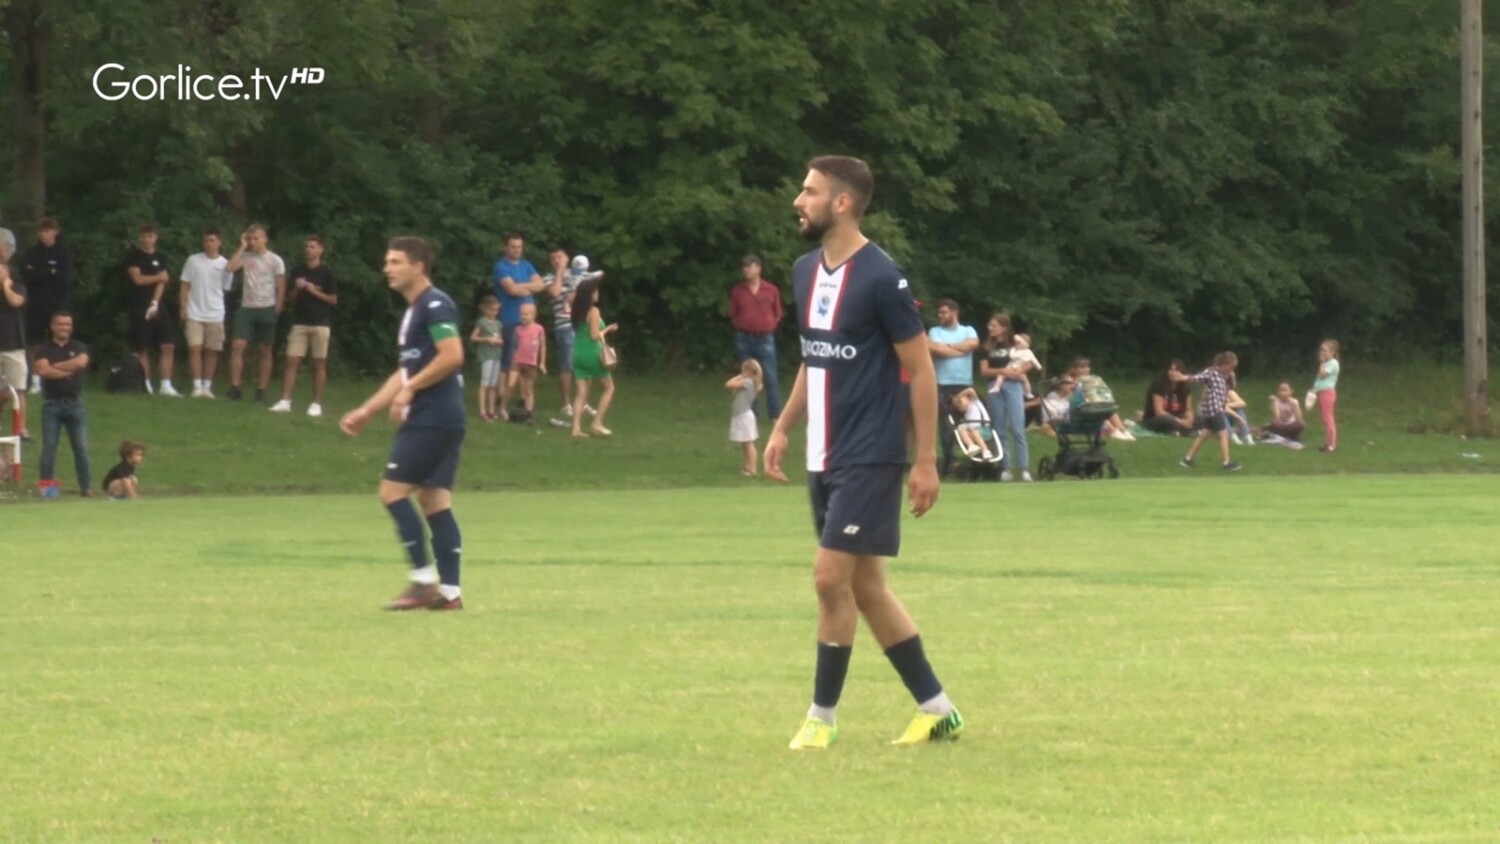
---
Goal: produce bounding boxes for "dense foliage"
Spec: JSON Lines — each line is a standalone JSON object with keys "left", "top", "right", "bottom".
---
{"left": 1, "top": 0, "right": 1495, "bottom": 375}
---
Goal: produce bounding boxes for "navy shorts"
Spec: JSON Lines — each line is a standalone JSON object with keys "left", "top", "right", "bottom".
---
{"left": 807, "top": 464, "right": 904, "bottom": 558}
{"left": 1200, "top": 412, "right": 1229, "bottom": 433}
{"left": 383, "top": 426, "right": 465, "bottom": 489}
{"left": 500, "top": 323, "right": 519, "bottom": 372}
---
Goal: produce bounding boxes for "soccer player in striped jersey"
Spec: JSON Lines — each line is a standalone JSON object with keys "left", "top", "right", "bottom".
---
{"left": 765, "top": 156, "right": 964, "bottom": 749}
{"left": 340, "top": 236, "right": 468, "bottom": 611}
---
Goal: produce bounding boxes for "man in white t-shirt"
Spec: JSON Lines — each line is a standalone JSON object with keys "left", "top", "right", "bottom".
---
{"left": 178, "top": 228, "right": 234, "bottom": 398}
{"left": 224, "top": 224, "right": 286, "bottom": 404}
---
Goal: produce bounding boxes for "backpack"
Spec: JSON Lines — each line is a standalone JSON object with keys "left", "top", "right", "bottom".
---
{"left": 106, "top": 355, "right": 146, "bottom": 394}
{"left": 1074, "top": 374, "right": 1118, "bottom": 415}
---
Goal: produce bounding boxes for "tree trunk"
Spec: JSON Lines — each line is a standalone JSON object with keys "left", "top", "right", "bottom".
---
{"left": 7, "top": 0, "right": 50, "bottom": 225}
{"left": 1460, "top": 0, "right": 1489, "bottom": 432}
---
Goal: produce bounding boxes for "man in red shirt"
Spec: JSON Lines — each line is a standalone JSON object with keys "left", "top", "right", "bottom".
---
{"left": 728, "top": 254, "right": 783, "bottom": 418}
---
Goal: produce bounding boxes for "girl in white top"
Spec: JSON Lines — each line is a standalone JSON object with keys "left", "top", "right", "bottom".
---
{"left": 726, "top": 359, "right": 763, "bottom": 476}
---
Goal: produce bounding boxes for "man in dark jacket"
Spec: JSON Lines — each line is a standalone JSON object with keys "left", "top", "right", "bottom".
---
{"left": 18, "top": 218, "right": 74, "bottom": 394}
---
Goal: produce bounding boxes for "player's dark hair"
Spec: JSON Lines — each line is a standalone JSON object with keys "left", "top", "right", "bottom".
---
{"left": 548, "top": 244, "right": 567, "bottom": 255}
{"left": 139, "top": 222, "right": 159, "bottom": 235}
{"left": 119, "top": 440, "right": 145, "bottom": 459}
{"left": 504, "top": 231, "right": 524, "bottom": 245}
{"left": 571, "top": 276, "right": 601, "bottom": 329}
{"left": 387, "top": 236, "right": 436, "bottom": 276}
{"left": 246, "top": 223, "right": 268, "bottom": 236}
{"left": 37, "top": 217, "right": 59, "bottom": 232}
{"left": 807, "top": 155, "right": 874, "bottom": 217}
{"left": 1213, "top": 351, "right": 1238, "bottom": 368}
{"left": 50, "top": 310, "right": 72, "bottom": 321}
{"left": 201, "top": 227, "right": 220, "bottom": 239}
{"left": 478, "top": 294, "right": 498, "bottom": 307}
{"left": 1322, "top": 338, "right": 1340, "bottom": 357}
{"left": 1070, "top": 356, "right": 1090, "bottom": 371}
{"left": 306, "top": 234, "right": 325, "bottom": 248}
{"left": 938, "top": 298, "right": 959, "bottom": 313}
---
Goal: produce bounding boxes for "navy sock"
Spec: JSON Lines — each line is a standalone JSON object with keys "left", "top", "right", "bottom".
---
{"left": 425, "top": 508, "right": 462, "bottom": 587}
{"left": 385, "top": 499, "right": 428, "bottom": 568}
{"left": 884, "top": 634, "right": 943, "bottom": 704}
{"left": 814, "top": 642, "right": 853, "bottom": 708}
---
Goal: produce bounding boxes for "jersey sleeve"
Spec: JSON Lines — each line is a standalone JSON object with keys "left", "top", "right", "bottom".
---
{"left": 875, "top": 268, "right": 924, "bottom": 344}
{"left": 426, "top": 296, "right": 462, "bottom": 341}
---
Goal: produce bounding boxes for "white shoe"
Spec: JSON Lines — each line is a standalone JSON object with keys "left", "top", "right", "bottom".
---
{"left": 1000, "top": 469, "right": 1014, "bottom": 482}
{"left": 27, "top": 386, "right": 40, "bottom": 396}
{"left": 1229, "top": 433, "right": 1244, "bottom": 445}
{"left": 1021, "top": 471, "right": 1034, "bottom": 482}
{"left": 306, "top": 403, "right": 323, "bottom": 418}
{"left": 269, "top": 399, "right": 292, "bottom": 413}
{"left": 563, "top": 404, "right": 574, "bottom": 417}
{"left": 144, "top": 380, "right": 155, "bottom": 395}
{"left": 200, "top": 387, "right": 215, "bottom": 399}
{"left": 159, "top": 382, "right": 181, "bottom": 397}
{"left": 1243, "top": 436, "right": 1256, "bottom": 447}
{"left": 585, "top": 404, "right": 598, "bottom": 417}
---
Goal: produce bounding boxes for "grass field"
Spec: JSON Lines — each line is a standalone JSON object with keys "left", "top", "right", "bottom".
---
{"left": 3, "top": 367, "right": 1499, "bottom": 841}
{"left": 2, "top": 478, "right": 1499, "bottom": 842}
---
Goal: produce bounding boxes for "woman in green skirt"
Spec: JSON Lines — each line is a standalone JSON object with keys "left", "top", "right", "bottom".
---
{"left": 569, "top": 276, "right": 617, "bottom": 438}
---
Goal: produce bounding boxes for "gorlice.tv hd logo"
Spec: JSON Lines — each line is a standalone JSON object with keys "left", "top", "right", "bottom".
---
{"left": 92, "top": 64, "right": 324, "bottom": 101}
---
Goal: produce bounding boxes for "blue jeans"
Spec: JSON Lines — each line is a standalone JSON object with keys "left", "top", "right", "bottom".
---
{"left": 554, "top": 322, "right": 576, "bottom": 374}
{"left": 986, "top": 380, "right": 1029, "bottom": 472}
{"left": 41, "top": 398, "right": 92, "bottom": 490}
{"left": 735, "top": 332, "right": 781, "bottom": 418}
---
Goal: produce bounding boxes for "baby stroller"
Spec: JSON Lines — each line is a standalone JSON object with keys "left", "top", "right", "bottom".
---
{"left": 946, "top": 402, "right": 1004, "bottom": 482}
{"left": 1037, "top": 376, "right": 1120, "bottom": 481}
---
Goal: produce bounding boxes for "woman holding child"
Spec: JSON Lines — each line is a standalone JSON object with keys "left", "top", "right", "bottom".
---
{"left": 979, "top": 313, "right": 1038, "bottom": 482}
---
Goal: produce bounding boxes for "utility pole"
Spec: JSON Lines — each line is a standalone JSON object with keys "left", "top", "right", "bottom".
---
{"left": 1461, "top": 0, "right": 1489, "bottom": 432}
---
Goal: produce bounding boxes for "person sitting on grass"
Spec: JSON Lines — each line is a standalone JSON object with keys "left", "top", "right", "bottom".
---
{"left": 102, "top": 440, "right": 145, "bottom": 499}
{"left": 950, "top": 387, "right": 995, "bottom": 460}
{"left": 1141, "top": 359, "right": 1195, "bottom": 436}
{"left": 1258, "top": 381, "right": 1306, "bottom": 448}
{"left": 1038, "top": 376, "right": 1076, "bottom": 438}
{"left": 1226, "top": 387, "right": 1255, "bottom": 446}
{"left": 1069, "top": 357, "right": 1134, "bottom": 441}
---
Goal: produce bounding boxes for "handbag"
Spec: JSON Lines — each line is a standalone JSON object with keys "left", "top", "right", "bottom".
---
{"left": 600, "top": 341, "right": 618, "bottom": 371}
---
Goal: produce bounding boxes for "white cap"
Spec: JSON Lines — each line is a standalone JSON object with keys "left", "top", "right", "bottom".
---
{"left": 572, "top": 255, "right": 590, "bottom": 272}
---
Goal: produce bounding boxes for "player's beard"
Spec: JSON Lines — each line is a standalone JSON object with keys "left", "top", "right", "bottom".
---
{"left": 798, "top": 208, "right": 834, "bottom": 242}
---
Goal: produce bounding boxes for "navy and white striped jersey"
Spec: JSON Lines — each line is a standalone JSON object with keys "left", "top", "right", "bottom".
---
{"left": 792, "top": 241, "right": 924, "bottom": 472}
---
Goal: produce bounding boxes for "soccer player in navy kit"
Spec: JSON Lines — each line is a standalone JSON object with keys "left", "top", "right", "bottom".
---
{"left": 765, "top": 156, "right": 964, "bottom": 748}
{"left": 340, "top": 237, "right": 468, "bottom": 611}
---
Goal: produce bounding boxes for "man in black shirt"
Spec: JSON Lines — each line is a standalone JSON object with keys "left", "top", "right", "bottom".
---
{"left": 32, "top": 311, "right": 93, "bottom": 496}
{"left": 125, "top": 223, "right": 180, "bottom": 397}
{"left": 0, "top": 264, "right": 28, "bottom": 435}
{"left": 270, "top": 235, "right": 338, "bottom": 417}
{"left": 18, "top": 218, "right": 73, "bottom": 394}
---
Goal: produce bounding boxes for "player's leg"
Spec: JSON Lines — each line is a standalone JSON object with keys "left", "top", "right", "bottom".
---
{"left": 38, "top": 400, "right": 62, "bottom": 484}
{"left": 186, "top": 320, "right": 204, "bottom": 390}
{"left": 379, "top": 428, "right": 440, "bottom": 609}
{"left": 741, "top": 441, "right": 757, "bottom": 475}
{"left": 590, "top": 375, "right": 614, "bottom": 436}
{"left": 1217, "top": 425, "right": 1232, "bottom": 464}
{"left": 279, "top": 327, "right": 305, "bottom": 406}
{"left": 520, "top": 368, "right": 535, "bottom": 413}
{"left": 157, "top": 322, "right": 177, "bottom": 393}
{"left": 310, "top": 332, "right": 329, "bottom": 408}
{"left": 788, "top": 471, "right": 858, "bottom": 749}
{"left": 556, "top": 323, "right": 575, "bottom": 414}
{"left": 415, "top": 428, "right": 464, "bottom": 609}
{"left": 497, "top": 324, "right": 517, "bottom": 417}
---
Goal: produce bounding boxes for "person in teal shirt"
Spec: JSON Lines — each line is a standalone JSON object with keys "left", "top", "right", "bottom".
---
{"left": 926, "top": 299, "right": 979, "bottom": 476}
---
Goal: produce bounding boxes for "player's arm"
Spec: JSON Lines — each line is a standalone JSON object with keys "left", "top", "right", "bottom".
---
{"left": 127, "top": 264, "right": 155, "bottom": 286}
{"left": 894, "top": 333, "right": 940, "bottom": 517}
{"left": 538, "top": 329, "right": 547, "bottom": 373}
{"left": 179, "top": 276, "right": 191, "bottom": 320}
{"left": 498, "top": 275, "right": 530, "bottom": 297}
{"left": 225, "top": 233, "right": 249, "bottom": 271}
{"left": 525, "top": 272, "right": 547, "bottom": 294}
{"left": 340, "top": 371, "right": 404, "bottom": 436}
{"left": 950, "top": 332, "right": 980, "bottom": 354}
{"left": 763, "top": 364, "right": 808, "bottom": 482}
{"left": 274, "top": 273, "right": 287, "bottom": 313}
{"left": 304, "top": 277, "right": 338, "bottom": 305}
{"left": 0, "top": 275, "right": 24, "bottom": 308}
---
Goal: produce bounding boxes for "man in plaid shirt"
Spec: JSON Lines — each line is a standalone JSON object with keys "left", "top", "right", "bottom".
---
{"left": 1171, "top": 351, "right": 1242, "bottom": 472}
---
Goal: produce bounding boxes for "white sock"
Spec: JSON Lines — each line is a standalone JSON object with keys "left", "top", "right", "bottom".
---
{"left": 31, "top": 375, "right": 40, "bottom": 390}
{"left": 160, "top": 379, "right": 171, "bottom": 390}
{"left": 807, "top": 703, "right": 837, "bottom": 725}
{"left": 438, "top": 584, "right": 461, "bottom": 600}
{"left": 917, "top": 692, "right": 954, "bottom": 717}
{"left": 409, "top": 564, "right": 439, "bottom": 585}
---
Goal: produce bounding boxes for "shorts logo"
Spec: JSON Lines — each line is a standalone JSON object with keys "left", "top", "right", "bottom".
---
{"left": 842, "top": 525, "right": 861, "bottom": 535}
{"left": 898, "top": 278, "right": 908, "bottom": 289}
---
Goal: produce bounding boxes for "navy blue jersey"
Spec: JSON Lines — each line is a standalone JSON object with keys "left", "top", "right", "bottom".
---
{"left": 792, "top": 241, "right": 923, "bottom": 471}
{"left": 398, "top": 285, "right": 466, "bottom": 429}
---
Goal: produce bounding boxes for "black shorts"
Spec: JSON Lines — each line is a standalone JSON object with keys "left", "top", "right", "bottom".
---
{"left": 1200, "top": 412, "right": 1229, "bottom": 433}
{"left": 807, "top": 464, "right": 904, "bottom": 558}
{"left": 383, "top": 426, "right": 465, "bottom": 489}
{"left": 131, "top": 311, "right": 176, "bottom": 351}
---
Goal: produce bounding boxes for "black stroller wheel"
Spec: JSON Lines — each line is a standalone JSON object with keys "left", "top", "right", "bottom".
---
{"left": 1038, "top": 456, "right": 1055, "bottom": 481}
{"left": 1107, "top": 463, "right": 1120, "bottom": 479}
